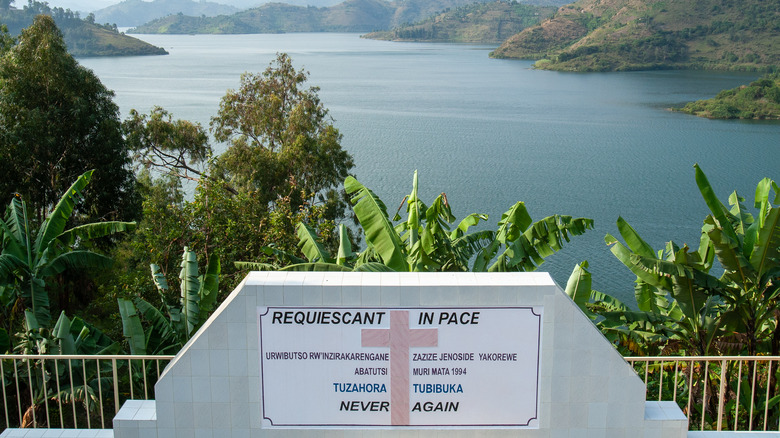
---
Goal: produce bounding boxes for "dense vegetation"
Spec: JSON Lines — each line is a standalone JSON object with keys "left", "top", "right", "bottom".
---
{"left": 0, "top": 0, "right": 166, "bottom": 56}
{"left": 0, "top": 15, "right": 139, "bottom": 225}
{"left": 0, "top": 19, "right": 355, "bottom": 354}
{"left": 130, "top": 0, "right": 569, "bottom": 34}
{"left": 491, "top": 0, "right": 780, "bottom": 72}
{"left": 674, "top": 73, "right": 780, "bottom": 120}
{"left": 561, "top": 163, "right": 780, "bottom": 358}
{"left": 362, "top": 1, "right": 556, "bottom": 43}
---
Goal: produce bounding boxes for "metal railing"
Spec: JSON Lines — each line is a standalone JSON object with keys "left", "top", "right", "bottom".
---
{"left": 1, "top": 354, "right": 174, "bottom": 431}
{"left": 626, "top": 356, "right": 780, "bottom": 432}
{"left": 3, "top": 354, "right": 780, "bottom": 432}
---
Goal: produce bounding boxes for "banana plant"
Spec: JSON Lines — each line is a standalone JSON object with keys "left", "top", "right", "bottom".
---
{"left": 0, "top": 170, "right": 136, "bottom": 325}
{"left": 603, "top": 213, "right": 727, "bottom": 356}
{"left": 118, "top": 247, "right": 220, "bottom": 355}
{"left": 693, "top": 164, "right": 780, "bottom": 355}
{"left": 593, "top": 164, "right": 780, "bottom": 356}
{"left": 565, "top": 259, "right": 722, "bottom": 356}
{"left": 249, "top": 171, "right": 593, "bottom": 272}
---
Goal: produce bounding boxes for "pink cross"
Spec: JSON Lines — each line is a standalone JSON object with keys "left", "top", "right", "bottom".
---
{"left": 361, "top": 310, "right": 438, "bottom": 425}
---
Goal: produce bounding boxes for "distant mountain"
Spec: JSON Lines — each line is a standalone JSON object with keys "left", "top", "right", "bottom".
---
{"left": 364, "top": 1, "right": 556, "bottom": 44}
{"left": 93, "top": 0, "right": 239, "bottom": 27}
{"left": 490, "top": 0, "right": 780, "bottom": 71}
{"left": 0, "top": 1, "right": 167, "bottom": 56}
{"left": 130, "top": 0, "right": 543, "bottom": 33}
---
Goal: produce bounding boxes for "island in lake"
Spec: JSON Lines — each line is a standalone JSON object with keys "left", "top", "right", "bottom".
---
{"left": 674, "top": 73, "right": 780, "bottom": 120}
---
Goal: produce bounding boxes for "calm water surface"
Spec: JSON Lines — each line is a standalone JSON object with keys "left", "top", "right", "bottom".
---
{"left": 80, "top": 33, "right": 780, "bottom": 303}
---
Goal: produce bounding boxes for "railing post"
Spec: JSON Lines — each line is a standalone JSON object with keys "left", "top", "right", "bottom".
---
{"left": 750, "top": 359, "right": 758, "bottom": 431}
{"left": 764, "top": 360, "right": 772, "bottom": 431}
{"left": 735, "top": 360, "right": 743, "bottom": 431}
{"left": 112, "top": 358, "right": 120, "bottom": 415}
{"left": 26, "top": 358, "right": 36, "bottom": 427}
{"left": 687, "top": 360, "right": 694, "bottom": 428}
{"left": 13, "top": 358, "right": 22, "bottom": 428}
{"left": 54, "top": 360, "right": 63, "bottom": 428}
{"left": 0, "top": 358, "right": 9, "bottom": 429}
{"left": 83, "top": 359, "right": 91, "bottom": 429}
{"left": 97, "top": 358, "right": 105, "bottom": 429}
{"left": 68, "top": 359, "right": 77, "bottom": 428}
{"left": 143, "top": 358, "right": 149, "bottom": 400}
{"left": 41, "top": 358, "right": 50, "bottom": 428}
{"left": 717, "top": 359, "right": 727, "bottom": 431}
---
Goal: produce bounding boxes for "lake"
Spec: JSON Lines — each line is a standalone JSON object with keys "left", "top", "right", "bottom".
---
{"left": 79, "top": 33, "right": 780, "bottom": 304}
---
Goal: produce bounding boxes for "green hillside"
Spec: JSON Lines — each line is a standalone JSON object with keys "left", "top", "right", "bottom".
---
{"left": 1, "top": 2, "right": 167, "bottom": 56}
{"left": 94, "top": 0, "right": 239, "bottom": 28}
{"left": 129, "top": 0, "right": 544, "bottom": 34}
{"left": 490, "top": 0, "right": 780, "bottom": 71}
{"left": 363, "top": 1, "right": 556, "bottom": 43}
{"left": 673, "top": 73, "right": 780, "bottom": 120}
{"left": 131, "top": 0, "right": 392, "bottom": 33}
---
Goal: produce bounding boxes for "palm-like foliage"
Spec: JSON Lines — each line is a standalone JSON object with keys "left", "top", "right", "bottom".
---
{"left": 0, "top": 170, "right": 136, "bottom": 325}
{"left": 694, "top": 164, "right": 780, "bottom": 355}
{"left": 576, "top": 164, "right": 780, "bottom": 357}
{"left": 118, "top": 247, "right": 220, "bottom": 355}
{"left": 252, "top": 171, "right": 593, "bottom": 272}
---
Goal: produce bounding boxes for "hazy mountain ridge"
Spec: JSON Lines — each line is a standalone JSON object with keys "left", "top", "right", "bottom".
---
{"left": 363, "top": 1, "right": 556, "bottom": 43}
{"left": 0, "top": 2, "right": 167, "bottom": 56}
{"left": 490, "top": 0, "right": 780, "bottom": 71}
{"left": 93, "top": 0, "right": 240, "bottom": 27}
{"left": 129, "top": 0, "right": 563, "bottom": 33}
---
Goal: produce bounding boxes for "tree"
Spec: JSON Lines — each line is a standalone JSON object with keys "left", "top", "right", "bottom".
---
{"left": 123, "top": 106, "right": 211, "bottom": 184}
{"left": 251, "top": 171, "right": 594, "bottom": 272}
{"left": 0, "top": 15, "right": 137, "bottom": 224}
{"left": 210, "top": 53, "right": 354, "bottom": 212}
{"left": 111, "top": 55, "right": 353, "bottom": 302}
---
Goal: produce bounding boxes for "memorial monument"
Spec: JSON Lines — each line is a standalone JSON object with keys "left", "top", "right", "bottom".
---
{"left": 111, "top": 271, "right": 688, "bottom": 438}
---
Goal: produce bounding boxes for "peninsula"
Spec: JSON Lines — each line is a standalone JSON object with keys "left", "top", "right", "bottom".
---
{"left": 490, "top": 0, "right": 780, "bottom": 72}
{"left": 1, "top": 1, "right": 167, "bottom": 56}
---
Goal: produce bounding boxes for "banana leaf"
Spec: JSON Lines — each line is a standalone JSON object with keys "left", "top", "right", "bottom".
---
{"left": 118, "top": 298, "right": 147, "bottom": 355}
{"left": 345, "top": 176, "right": 406, "bottom": 272}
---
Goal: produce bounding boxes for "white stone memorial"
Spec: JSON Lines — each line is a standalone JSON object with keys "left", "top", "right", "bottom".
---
{"left": 110, "top": 271, "right": 688, "bottom": 438}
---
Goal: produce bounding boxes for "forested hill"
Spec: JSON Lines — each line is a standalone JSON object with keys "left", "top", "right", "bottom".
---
{"left": 0, "top": 2, "right": 167, "bottom": 56}
{"left": 674, "top": 73, "right": 780, "bottom": 120}
{"left": 129, "top": 0, "right": 565, "bottom": 34}
{"left": 363, "top": 1, "right": 556, "bottom": 43}
{"left": 94, "top": 0, "right": 240, "bottom": 27}
{"left": 490, "top": 0, "right": 780, "bottom": 71}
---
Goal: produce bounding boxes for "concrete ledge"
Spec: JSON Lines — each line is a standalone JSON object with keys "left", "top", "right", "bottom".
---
{"left": 112, "top": 400, "right": 157, "bottom": 438}
{"left": 644, "top": 401, "right": 688, "bottom": 438}
{"left": 0, "top": 430, "right": 113, "bottom": 437}
{"left": 690, "top": 433, "right": 780, "bottom": 437}
{"left": 646, "top": 401, "right": 688, "bottom": 421}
